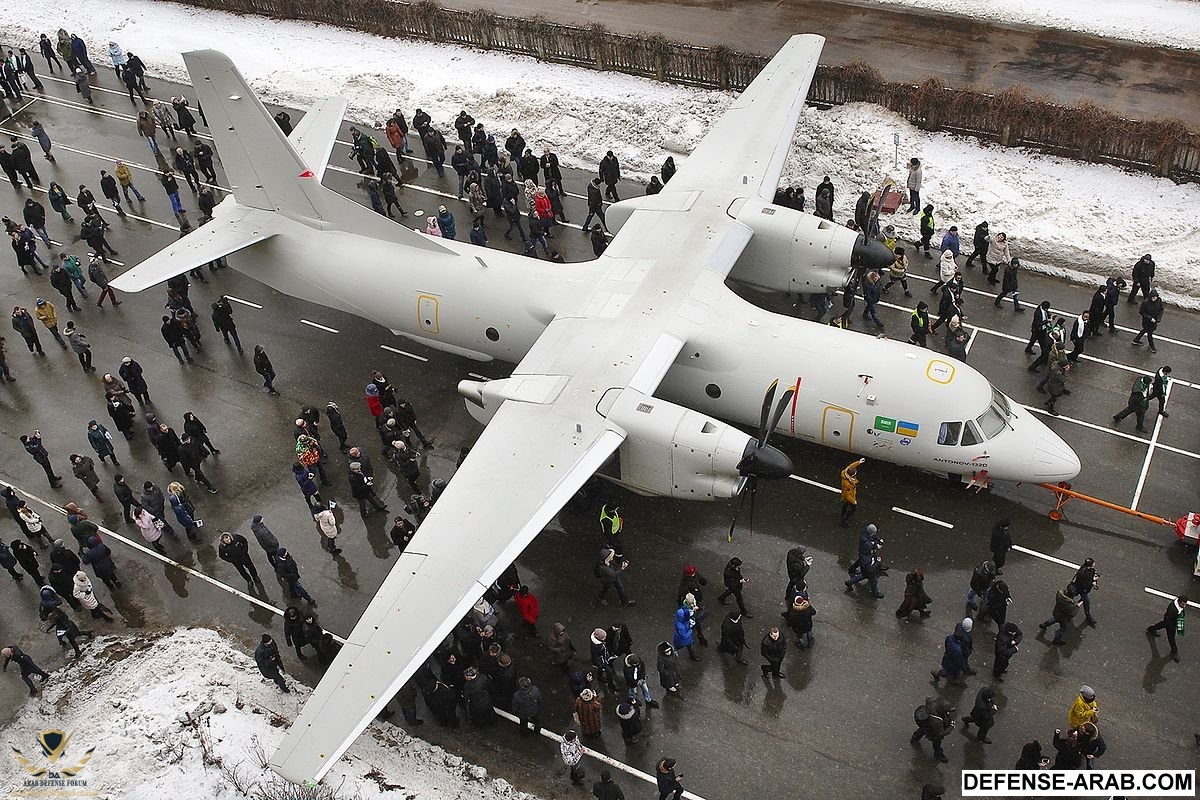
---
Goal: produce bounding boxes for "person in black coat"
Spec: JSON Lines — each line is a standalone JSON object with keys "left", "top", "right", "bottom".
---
{"left": 210, "top": 297, "right": 242, "bottom": 353}
{"left": 2, "top": 644, "right": 50, "bottom": 695}
{"left": 717, "top": 611, "right": 748, "bottom": 664}
{"left": 960, "top": 686, "right": 998, "bottom": 743}
{"left": 178, "top": 434, "right": 217, "bottom": 492}
{"left": 253, "top": 345, "right": 277, "bottom": 394}
{"left": 716, "top": 557, "right": 751, "bottom": 615}
{"left": 11, "top": 540, "right": 43, "bottom": 585}
{"left": 348, "top": 462, "right": 387, "bottom": 516}
{"left": 274, "top": 547, "right": 315, "bottom": 606}
{"left": 254, "top": 634, "right": 289, "bottom": 692}
{"left": 219, "top": 531, "right": 260, "bottom": 590}
{"left": 112, "top": 474, "right": 141, "bottom": 524}
{"left": 598, "top": 151, "right": 621, "bottom": 201}
{"left": 592, "top": 769, "right": 625, "bottom": 800}
{"left": 107, "top": 396, "right": 136, "bottom": 440}
{"left": 79, "top": 535, "right": 119, "bottom": 589}
{"left": 993, "top": 621, "right": 1023, "bottom": 680}
{"left": 1146, "top": 594, "right": 1188, "bottom": 662}
{"left": 582, "top": 177, "right": 607, "bottom": 232}
{"left": 990, "top": 519, "right": 1012, "bottom": 572}
{"left": 118, "top": 356, "right": 150, "bottom": 404}
{"left": 760, "top": 626, "right": 786, "bottom": 679}
{"left": 1127, "top": 253, "right": 1155, "bottom": 304}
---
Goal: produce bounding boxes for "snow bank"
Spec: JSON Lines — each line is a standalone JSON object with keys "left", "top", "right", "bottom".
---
{"left": 1, "top": 628, "right": 540, "bottom": 800}
{"left": 2, "top": 1, "right": 1197, "bottom": 306}
{"left": 866, "top": 0, "right": 1200, "bottom": 52}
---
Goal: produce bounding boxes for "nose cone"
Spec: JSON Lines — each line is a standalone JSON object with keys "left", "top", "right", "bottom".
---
{"left": 1032, "top": 431, "right": 1081, "bottom": 481}
{"left": 852, "top": 236, "right": 895, "bottom": 271}
{"left": 738, "top": 442, "right": 794, "bottom": 481}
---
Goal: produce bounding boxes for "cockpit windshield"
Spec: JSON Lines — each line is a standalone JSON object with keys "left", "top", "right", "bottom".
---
{"left": 991, "top": 386, "right": 1012, "bottom": 418}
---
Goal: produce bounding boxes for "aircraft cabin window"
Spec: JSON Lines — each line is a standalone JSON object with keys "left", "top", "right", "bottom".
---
{"left": 705, "top": 384, "right": 722, "bottom": 399}
{"left": 938, "top": 421, "right": 961, "bottom": 446}
{"left": 991, "top": 386, "right": 1013, "bottom": 418}
{"left": 976, "top": 407, "right": 1006, "bottom": 439}
{"left": 485, "top": 327, "right": 500, "bottom": 341}
{"left": 960, "top": 420, "right": 983, "bottom": 447}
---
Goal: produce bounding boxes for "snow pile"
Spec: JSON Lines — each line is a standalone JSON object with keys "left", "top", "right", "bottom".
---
{"left": 2, "top": 1, "right": 1198, "bottom": 306}
{"left": 1, "top": 628, "right": 541, "bottom": 800}
{"left": 785, "top": 103, "right": 1200, "bottom": 308}
{"left": 867, "top": 0, "right": 1200, "bottom": 52}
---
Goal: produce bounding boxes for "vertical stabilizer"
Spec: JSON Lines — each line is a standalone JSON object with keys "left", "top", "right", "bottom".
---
{"left": 182, "top": 50, "right": 323, "bottom": 218}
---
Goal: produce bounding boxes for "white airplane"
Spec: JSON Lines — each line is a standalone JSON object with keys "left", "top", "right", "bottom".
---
{"left": 112, "top": 38, "right": 1080, "bottom": 783}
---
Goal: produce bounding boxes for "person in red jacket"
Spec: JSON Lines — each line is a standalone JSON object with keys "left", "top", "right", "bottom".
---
{"left": 514, "top": 584, "right": 540, "bottom": 638}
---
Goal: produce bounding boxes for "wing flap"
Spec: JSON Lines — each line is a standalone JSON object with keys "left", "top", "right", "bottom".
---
{"left": 269, "top": 401, "right": 624, "bottom": 783}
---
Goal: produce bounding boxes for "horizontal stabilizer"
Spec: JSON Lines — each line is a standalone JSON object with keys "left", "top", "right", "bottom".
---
{"left": 289, "top": 96, "right": 350, "bottom": 182}
{"left": 110, "top": 206, "right": 276, "bottom": 292}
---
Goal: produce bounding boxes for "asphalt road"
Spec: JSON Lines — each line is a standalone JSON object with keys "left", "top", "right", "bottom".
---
{"left": 0, "top": 66, "right": 1197, "bottom": 800}
{"left": 436, "top": 0, "right": 1200, "bottom": 125}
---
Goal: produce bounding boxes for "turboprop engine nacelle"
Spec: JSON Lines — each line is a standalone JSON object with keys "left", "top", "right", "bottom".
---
{"left": 458, "top": 379, "right": 791, "bottom": 501}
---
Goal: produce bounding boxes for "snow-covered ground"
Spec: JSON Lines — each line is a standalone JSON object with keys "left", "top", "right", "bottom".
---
{"left": 2, "top": 628, "right": 540, "bottom": 800}
{"left": 868, "top": 0, "right": 1200, "bottom": 51}
{"left": 2, "top": 1, "right": 1198, "bottom": 307}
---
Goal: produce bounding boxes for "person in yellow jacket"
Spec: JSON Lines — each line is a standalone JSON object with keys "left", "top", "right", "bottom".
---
{"left": 839, "top": 458, "right": 866, "bottom": 528}
{"left": 113, "top": 161, "right": 145, "bottom": 204}
{"left": 1068, "top": 685, "right": 1098, "bottom": 730}
{"left": 32, "top": 297, "right": 65, "bottom": 347}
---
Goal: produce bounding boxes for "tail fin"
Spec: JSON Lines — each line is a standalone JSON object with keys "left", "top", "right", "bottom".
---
{"left": 183, "top": 50, "right": 324, "bottom": 218}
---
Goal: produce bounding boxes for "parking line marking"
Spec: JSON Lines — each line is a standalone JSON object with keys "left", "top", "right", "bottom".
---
{"left": 1144, "top": 587, "right": 1200, "bottom": 610}
{"left": 1131, "top": 382, "right": 1173, "bottom": 511}
{"left": 467, "top": 372, "right": 489, "bottom": 380}
{"left": 787, "top": 473, "right": 840, "bottom": 494}
{"left": 224, "top": 295, "right": 262, "bottom": 309}
{"left": 891, "top": 506, "right": 954, "bottom": 528}
{"left": 380, "top": 344, "right": 429, "bottom": 362}
{"left": 300, "top": 319, "right": 339, "bottom": 333}
{"left": 1011, "top": 544, "right": 1080, "bottom": 570}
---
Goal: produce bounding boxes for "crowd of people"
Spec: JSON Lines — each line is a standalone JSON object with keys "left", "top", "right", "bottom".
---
{"left": 0, "top": 27, "right": 1190, "bottom": 799}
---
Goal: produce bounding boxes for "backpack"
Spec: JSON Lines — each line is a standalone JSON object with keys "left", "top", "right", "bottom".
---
{"left": 914, "top": 703, "right": 930, "bottom": 725}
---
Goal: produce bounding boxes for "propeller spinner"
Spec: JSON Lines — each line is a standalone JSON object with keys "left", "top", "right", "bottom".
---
{"left": 728, "top": 379, "right": 796, "bottom": 540}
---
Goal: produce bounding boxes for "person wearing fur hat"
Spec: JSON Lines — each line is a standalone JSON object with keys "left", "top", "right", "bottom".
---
{"left": 782, "top": 594, "right": 816, "bottom": 649}
{"left": 574, "top": 687, "right": 603, "bottom": 737}
{"left": 616, "top": 698, "right": 642, "bottom": 743}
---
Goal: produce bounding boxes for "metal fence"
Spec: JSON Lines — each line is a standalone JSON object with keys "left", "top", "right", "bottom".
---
{"left": 182, "top": 0, "right": 1200, "bottom": 181}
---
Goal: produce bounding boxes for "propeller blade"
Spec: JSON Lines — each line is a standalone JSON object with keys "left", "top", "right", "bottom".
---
{"left": 757, "top": 379, "right": 779, "bottom": 446}
{"left": 763, "top": 387, "right": 796, "bottom": 446}
{"left": 727, "top": 481, "right": 750, "bottom": 542}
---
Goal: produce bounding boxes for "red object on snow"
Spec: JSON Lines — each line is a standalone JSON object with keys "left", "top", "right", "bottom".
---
{"left": 872, "top": 187, "right": 904, "bottom": 214}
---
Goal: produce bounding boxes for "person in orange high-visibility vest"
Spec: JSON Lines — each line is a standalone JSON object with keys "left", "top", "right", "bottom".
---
{"left": 840, "top": 458, "right": 866, "bottom": 528}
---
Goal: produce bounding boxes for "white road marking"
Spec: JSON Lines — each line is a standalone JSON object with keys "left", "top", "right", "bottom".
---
{"left": 491, "top": 709, "right": 708, "bottom": 800}
{"left": 1011, "top": 544, "right": 1080, "bottom": 570}
{"left": 905, "top": 269, "right": 1200, "bottom": 352}
{"left": 300, "top": 319, "right": 339, "bottom": 333}
{"left": 891, "top": 506, "right": 955, "bottom": 528}
{"left": 1021, "top": 404, "right": 1149, "bottom": 443}
{"left": 963, "top": 326, "right": 979, "bottom": 356}
{"left": 872, "top": 293, "right": 1197, "bottom": 391}
{"left": 787, "top": 473, "right": 840, "bottom": 494}
{"left": 1144, "top": 587, "right": 1200, "bottom": 610}
{"left": 223, "top": 295, "right": 262, "bottom": 309}
{"left": 1131, "top": 381, "right": 1173, "bottom": 510}
{"left": 787, "top": 474, "right": 951, "bottom": 526}
{"left": 467, "top": 372, "right": 489, "bottom": 380}
{"left": 0, "top": 98, "right": 36, "bottom": 125}
{"left": 380, "top": 344, "right": 429, "bottom": 362}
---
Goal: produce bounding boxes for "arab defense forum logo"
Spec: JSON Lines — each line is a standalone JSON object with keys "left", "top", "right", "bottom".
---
{"left": 10, "top": 728, "right": 97, "bottom": 796}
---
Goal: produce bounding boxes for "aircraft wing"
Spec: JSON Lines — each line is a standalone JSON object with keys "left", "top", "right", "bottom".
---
{"left": 270, "top": 322, "right": 689, "bottom": 783}
{"left": 664, "top": 33, "right": 824, "bottom": 200}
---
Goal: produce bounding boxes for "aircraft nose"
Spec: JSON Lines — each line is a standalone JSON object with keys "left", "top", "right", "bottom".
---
{"left": 852, "top": 236, "right": 895, "bottom": 271}
{"left": 1031, "top": 431, "right": 1081, "bottom": 481}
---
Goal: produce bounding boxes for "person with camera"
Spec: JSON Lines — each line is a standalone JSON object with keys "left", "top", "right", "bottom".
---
{"left": 348, "top": 461, "right": 388, "bottom": 516}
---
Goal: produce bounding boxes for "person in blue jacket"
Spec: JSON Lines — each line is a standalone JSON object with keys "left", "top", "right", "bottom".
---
{"left": 673, "top": 603, "right": 698, "bottom": 662}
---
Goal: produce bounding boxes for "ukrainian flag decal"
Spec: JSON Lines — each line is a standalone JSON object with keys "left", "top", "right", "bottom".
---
{"left": 896, "top": 420, "right": 920, "bottom": 437}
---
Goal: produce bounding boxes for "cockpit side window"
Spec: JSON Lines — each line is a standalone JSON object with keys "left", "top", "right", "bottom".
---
{"left": 938, "top": 421, "right": 961, "bottom": 446}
